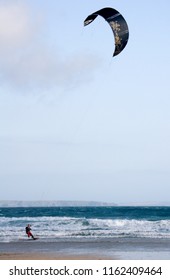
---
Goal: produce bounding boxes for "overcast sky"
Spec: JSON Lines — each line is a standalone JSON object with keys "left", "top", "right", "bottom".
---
{"left": 0, "top": 0, "right": 170, "bottom": 204}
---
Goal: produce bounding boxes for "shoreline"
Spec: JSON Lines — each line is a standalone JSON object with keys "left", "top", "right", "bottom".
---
{"left": 0, "top": 238, "right": 170, "bottom": 260}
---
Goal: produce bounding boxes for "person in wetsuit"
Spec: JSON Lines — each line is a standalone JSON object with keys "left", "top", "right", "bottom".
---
{"left": 25, "top": 224, "right": 35, "bottom": 239}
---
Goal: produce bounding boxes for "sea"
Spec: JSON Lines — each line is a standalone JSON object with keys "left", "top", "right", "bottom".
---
{"left": 0, "top": 206, "right": 170, "bottom": 242}
{"left": 0, "top": 206, "right": 170, "bottom": 259}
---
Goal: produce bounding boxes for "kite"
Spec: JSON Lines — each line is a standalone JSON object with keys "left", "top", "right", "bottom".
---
{"left": 84, "top": 7, "right": 129, "bottom": 57}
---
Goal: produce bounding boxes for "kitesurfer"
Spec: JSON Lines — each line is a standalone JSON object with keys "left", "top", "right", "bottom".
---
{"left": 25, "top": 224, "right": 35, "bottom": 239}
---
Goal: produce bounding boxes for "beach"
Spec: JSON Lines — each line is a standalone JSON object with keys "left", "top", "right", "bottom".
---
{"left": 0, "top": 239, "right": 117, "bottom": 260}
{"left": 0, "top": 252, "right": 108, "bottom": 260}
{"left": 0, "top": 237, "right": 170, "bottom": 260}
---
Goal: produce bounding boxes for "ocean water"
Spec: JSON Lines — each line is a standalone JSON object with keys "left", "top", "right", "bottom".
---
{"left": 0, "top": 206, "right": 170, "bottom": 243}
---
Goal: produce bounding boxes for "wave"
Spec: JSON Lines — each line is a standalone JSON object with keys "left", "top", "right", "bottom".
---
{"left": 0, "top": 216, "right": 170, "bottom": 242}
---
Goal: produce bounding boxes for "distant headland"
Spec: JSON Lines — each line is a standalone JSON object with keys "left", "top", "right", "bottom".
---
{"left": 0, "top": 200, "right": 117, "bottom": 207}
{"left": 0, "top": 200, "right": 169, "bottom": 207}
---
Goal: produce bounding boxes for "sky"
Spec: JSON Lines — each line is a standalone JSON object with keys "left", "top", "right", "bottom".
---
{"left": 0, "top": 0, "right": 170, "bottom": 204}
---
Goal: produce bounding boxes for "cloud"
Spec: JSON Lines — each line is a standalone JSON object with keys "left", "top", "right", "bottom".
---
{"left": 0, "top": 1, "right": 101, "bottom": 92}
{"left": 0, "top": 1, "right": 37, "bottom": 48}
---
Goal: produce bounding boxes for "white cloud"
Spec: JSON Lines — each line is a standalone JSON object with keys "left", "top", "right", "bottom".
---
{"left": 0, "top": 1, "right": 101, "bottom": 92}
{"left": 0, "top": 1, "right": 37, "bottom": 49}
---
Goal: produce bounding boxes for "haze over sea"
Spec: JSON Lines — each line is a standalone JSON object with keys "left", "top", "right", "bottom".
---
{"left": 0, "top": 206, "right": 170, "bottom": 259}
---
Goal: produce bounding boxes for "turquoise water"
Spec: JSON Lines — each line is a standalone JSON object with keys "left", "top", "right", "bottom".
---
{"left": 1, "top": 206, "right": 170, "bottom": 219}
{"left": 0, "top": 206, "right": 170, "bottom": 242}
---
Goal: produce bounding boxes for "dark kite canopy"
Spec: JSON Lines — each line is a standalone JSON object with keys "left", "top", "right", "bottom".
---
{"left": 84, "top": 7, "right": 129, "bottom": 57}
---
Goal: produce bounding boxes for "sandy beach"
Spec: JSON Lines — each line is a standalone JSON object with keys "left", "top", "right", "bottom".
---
{"left": 0, "top": 252, "right": 111, "bottom": 260}
{"left": 0, "top": 239, "right": 115, "bottom": 260}
{"left": 0, "top": 237, "right": 169, "bottom": 260}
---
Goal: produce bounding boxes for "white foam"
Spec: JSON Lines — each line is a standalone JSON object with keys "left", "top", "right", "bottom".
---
{"left": 0, "top": 216, "right": 170, "bottom": 242}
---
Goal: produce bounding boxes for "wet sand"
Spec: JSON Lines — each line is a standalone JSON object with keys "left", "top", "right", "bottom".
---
{"left": 0, "top": 237, "right": 169, "bottom": 260}
{"left": 0, "top": 240, "right": 114, "bottom": 260}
